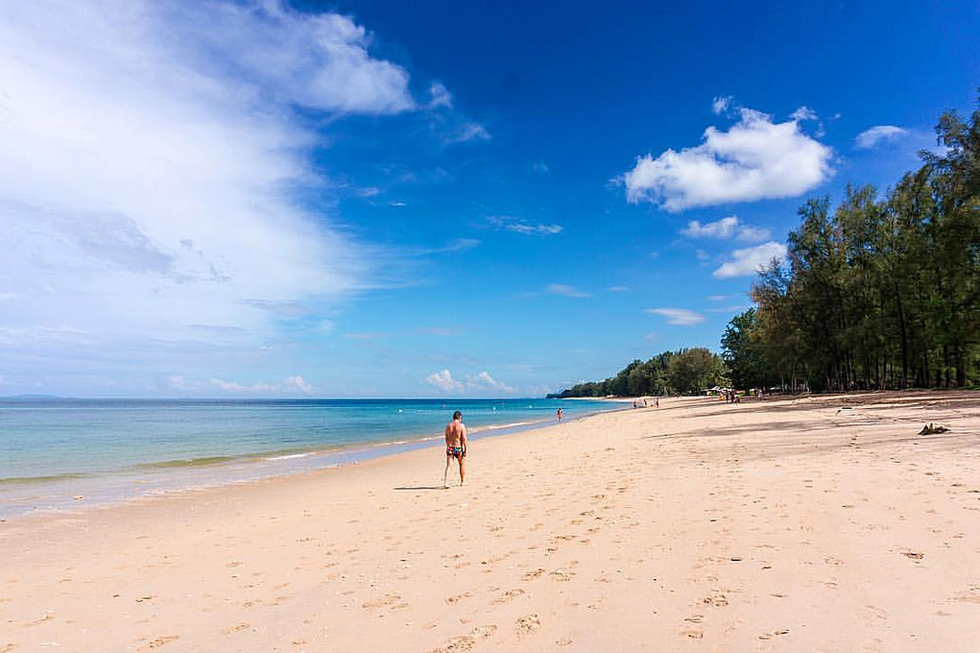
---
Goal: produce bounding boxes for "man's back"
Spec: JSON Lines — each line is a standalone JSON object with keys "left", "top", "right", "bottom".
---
{"left": 445, "top": 419, "right": 466, "bottom": 447}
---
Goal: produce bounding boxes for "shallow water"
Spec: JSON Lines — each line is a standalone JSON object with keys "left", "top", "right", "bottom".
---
{"left": 0, "top": 397, "right": 618, "bottom": 518}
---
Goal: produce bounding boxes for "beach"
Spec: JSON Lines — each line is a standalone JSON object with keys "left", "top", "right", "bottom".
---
{"left": 2, "top": 391, "right": 979, "bottom": 652}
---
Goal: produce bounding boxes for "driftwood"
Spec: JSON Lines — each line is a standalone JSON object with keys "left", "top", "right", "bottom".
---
{"left": 918, "top": 423, "right": 950, "bottom": 435}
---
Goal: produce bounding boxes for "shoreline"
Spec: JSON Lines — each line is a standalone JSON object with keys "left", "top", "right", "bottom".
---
{"left": 0, "top": 400, "right": 623, "bottom": 522}
{"left": 3, "top": 391, "right": 978, "bottom": 652}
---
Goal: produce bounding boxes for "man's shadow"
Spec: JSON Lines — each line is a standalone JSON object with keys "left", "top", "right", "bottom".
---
{"left": 393, "top": 485, "right": 447, "bottom": 491}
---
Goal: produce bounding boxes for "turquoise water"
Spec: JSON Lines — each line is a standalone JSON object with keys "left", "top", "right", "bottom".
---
{"left": 0, "top": 397, "right": 618, "bottom": 518}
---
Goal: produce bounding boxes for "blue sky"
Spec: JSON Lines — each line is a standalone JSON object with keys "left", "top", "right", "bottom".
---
{"left": 0, "top": 0, "right": 976, "bottom": 398}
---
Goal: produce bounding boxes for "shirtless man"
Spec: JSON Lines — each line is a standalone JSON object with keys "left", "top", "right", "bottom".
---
{"left": 443, "top": 410, "right": 468, "bottom": 488}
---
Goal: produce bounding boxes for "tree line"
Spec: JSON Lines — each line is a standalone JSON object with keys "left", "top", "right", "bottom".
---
{"left": 554, "top": 100, "right": 978, "bottom": 398}
{"left": 548, "top": 348, "right": 724, "bottom": 398}
{"left": 726, "top": 102, "right": 978, "bottom": 392}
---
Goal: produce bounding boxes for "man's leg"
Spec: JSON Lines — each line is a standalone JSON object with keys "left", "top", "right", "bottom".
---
{"left": 459, "top": 456, "right": 466, "bottom": 485}
{"left": 444, "top": 456, "right": 451, "bottom": 488}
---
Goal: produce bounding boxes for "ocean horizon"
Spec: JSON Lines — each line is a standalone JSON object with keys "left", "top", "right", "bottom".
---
{"left": 0, "top": 397, "right": 622, "bottom": 519}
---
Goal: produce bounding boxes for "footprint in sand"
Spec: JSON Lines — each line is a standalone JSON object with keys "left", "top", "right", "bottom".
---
{"left": 445, "top": 592, "right": 473, "bottom": 605}
{"left": 516, "top": 614, "right": 540, "bottom": 638}
{"left": 429, "top": 625, "right": 497, "bottom": 653}
{"left": 143, "top": 635, "right": 179, "bottom": 650}
{"left": 493, "top": 589, "right": 526, "bottom": 604}
{"left": 702, "top": 592, "right": 729, "bottom": 607}
{"left": 222, "top": 622, "right": 250, "bottom": 635}
{"left": 758, "top": 629, "right": 790, "bottom": 639}
{"left": 362, "top": 593, "right": 401, "bottom": 609}
{"left": 521, "top": 568, "right": 546, "bottom": 581}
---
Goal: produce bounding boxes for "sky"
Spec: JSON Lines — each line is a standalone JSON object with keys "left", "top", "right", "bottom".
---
{"left": 0, "top": 0, "right": 977, "bottom": 398}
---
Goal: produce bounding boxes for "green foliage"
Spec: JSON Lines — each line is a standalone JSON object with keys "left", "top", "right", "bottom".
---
{"left": 742, "top": 97, "right": 980, "bottom": 391}
{"left": 551, "top": 348, "right": 724, "bottom": 397}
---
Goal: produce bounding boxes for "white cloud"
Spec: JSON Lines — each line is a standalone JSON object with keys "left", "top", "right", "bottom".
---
{"left": 855, "top": 125, "right": 908, "bottom": 149}
{"left": 284, "top": 375, "right": 316, "bottom": 395}
{"left": 468, "top": 371, "right": 515, "bottom": 394}
{"left": 530, "top": 161, "right": 550, "bottom": 174}
{"left": 682, "top": 216, "right": 771, "bottom": 242}
{"left": 489, "top": 216, "right": 562, "bottom": 236}
{"left": 424, "top": 369, "right": 464, "bottom": 393}
{"left": 791, "top": 106, "right": 818, "bottom": 121}
{"left": 209, "top": 378, "right": 278, "bottom": 394}
{"left": 444, "top": 122, "right": 491, "bottom": 144}
{"left": 546, "top": 284, "right": 591, "bottom": 298}
{"left": 712, "top": 96, "right": 733, "bottom": 115}
{"left": 623, "top": 108, "right": 834, "bottom": 211}
{"left": 428, "top": 82, "right": 453, "bottom": 109}
{"left": 645, "top": 308, "right": 705, "bottom": 326}
{"left": 0, "top": 0, "right": 420, "bottom": 385}
{"left": 713, "top": 241, "right": 788, "bottom": 278}
{"left": 608, "top": 286, "right": 629, "bottom": 292}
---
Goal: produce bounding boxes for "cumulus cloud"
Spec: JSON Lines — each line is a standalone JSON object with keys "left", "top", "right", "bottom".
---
{"left": 644, "top": 308, "right": 706, "bottom": 326}
{"left": 855, "top": 125, "right": 908, "bottom": 149}
{"left": 424, "top": 369, "right": 464, "bottom": 393}
{"left": 681, "top": 216, "right": 771, "bottom": 241}
{"left": 546, "top": 284, "right": 592, "bottom": 298}
{"left": 284, "top": 375, "right": 316, "bottom": 395}
{"left": 712, "top": 242, "right": 788, "bottom": 278}
{"left": 622, "top": 107, "right": 834, "bottom": 211}
{"left": 0, "top": 0, "right": 427, "bottom": 390}
{"left": 468, "top": 371, "right": 515, "bottom": 394}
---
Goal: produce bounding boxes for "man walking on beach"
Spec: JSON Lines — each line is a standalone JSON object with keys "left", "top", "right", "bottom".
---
{"left": 444, "top": 410, "right": 467, "bottom": 488}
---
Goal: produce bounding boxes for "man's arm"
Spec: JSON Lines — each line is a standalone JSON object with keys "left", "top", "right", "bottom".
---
{"left": 460, "top": 425, "right": 468, "bottom": 453}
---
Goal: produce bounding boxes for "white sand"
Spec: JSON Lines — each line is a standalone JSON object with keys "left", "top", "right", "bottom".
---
{"left": 2, "top": 391, "right": 979, "bottom": 652}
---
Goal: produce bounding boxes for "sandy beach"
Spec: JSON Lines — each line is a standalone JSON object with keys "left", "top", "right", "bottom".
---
{"left": 2, "top": 391, "right": 979, "bottom": 652}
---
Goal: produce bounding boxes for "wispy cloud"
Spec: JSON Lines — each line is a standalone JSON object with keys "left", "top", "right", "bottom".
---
{"left": 623, "top": 107, "right": 833, "bottom": 211}
{"left": 444, "top": 122, "right": 491, "bottom": 145}
{"left": 428, "top": 82, "right": 453, "bottom": 109}
{"left": 791, "top": 106, "right": 818, "bottom": 121}
{"left": 712, "top": 95, "right": 733, "bottom": 115}
{"left": 681, "top": 216, "right": 771, "bottom": 242}
{"left": 713, "top": 242, "right": 788, "bottom": 278}
{"left": 210, "top": 376, "right": 316, "bottom": 396}
{"left": 644, "top": 308, "right": 706, "bottom": 326}
{"left": 546, "top": 284, "right": 592, "bottom": 298}
{"left": 489, "top": 215, "right": 563, "bottom": 236}
{"left": 0, "top": 0, "right": 428, "bottom": 390}
{"left": 855, "top": 125, "right": 908, "bottom": 149}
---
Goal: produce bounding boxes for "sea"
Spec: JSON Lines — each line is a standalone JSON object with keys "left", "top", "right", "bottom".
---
{"left": 0, "top": 397, "right": 620, "bottom": 520}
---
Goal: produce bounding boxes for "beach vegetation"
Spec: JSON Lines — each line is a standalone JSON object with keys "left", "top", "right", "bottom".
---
{"left": 743, "top": 99, "right": 979, "bottom": 391}
{"left": 550, "top": 348, "right": 725, "bottom": 397}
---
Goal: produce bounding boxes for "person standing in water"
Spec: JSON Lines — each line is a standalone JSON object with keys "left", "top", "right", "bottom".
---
{"left": 444, "top": 410, "right": 468, "bottom": 488}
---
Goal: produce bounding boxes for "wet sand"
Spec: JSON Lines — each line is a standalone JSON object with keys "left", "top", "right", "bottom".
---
{"left": 2, "top": 391, "right": 979, "bottom": 652}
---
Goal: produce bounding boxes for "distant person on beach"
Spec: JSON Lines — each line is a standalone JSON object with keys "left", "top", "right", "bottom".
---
{"left": 557, "top": 408, "right": 563, "bottom": 422}
{"left": 444, "top": 410, "right": 468, "bottom": 488}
